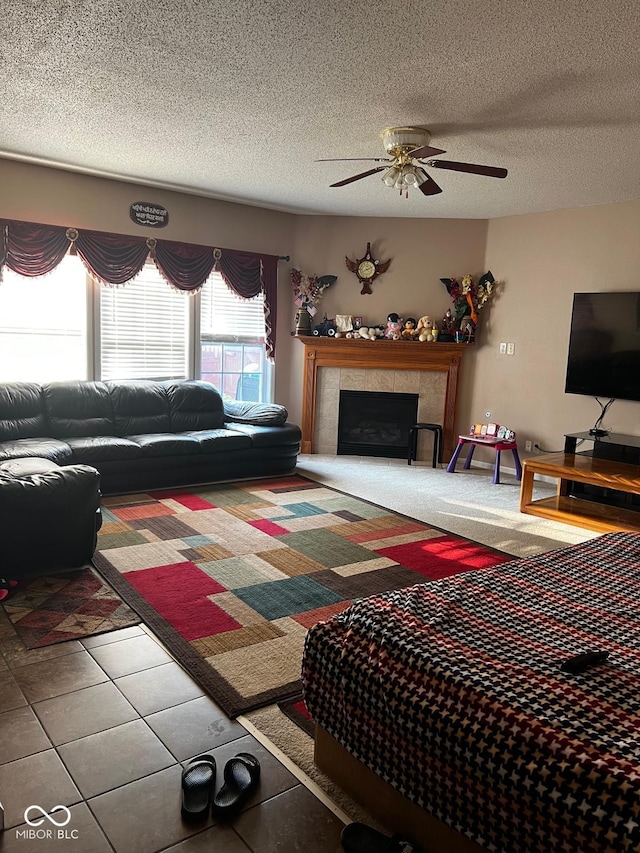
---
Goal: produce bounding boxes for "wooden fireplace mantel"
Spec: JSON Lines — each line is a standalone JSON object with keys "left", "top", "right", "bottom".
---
{"left": 295, "top": 336, "right": 470, "bottom": 458}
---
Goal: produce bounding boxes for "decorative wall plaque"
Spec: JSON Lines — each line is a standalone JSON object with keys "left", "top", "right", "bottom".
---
{"left": 129, "top": 202, "right": 169, "bottom": 228}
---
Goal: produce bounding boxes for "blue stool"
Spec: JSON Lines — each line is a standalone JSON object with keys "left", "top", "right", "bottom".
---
{"left": 408, "top": 423, "right": 443, "bottom": 468}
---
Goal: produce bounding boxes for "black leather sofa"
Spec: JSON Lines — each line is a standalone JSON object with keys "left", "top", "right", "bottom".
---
{"left": 0, "top": 379, "right": 301, "bottom": 495}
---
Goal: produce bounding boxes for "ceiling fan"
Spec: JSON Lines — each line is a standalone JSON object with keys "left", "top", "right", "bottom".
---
{"left": 317, "top": 126, "right": 508, "bottom": 198}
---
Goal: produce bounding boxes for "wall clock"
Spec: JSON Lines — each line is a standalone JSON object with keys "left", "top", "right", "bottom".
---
{"left": 345, "top": 242, "right": 391, "bottom": 294}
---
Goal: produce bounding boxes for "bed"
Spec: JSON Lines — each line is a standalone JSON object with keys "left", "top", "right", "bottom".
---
{"left": 301, "top": 531, "right": 640, "bottom": 853}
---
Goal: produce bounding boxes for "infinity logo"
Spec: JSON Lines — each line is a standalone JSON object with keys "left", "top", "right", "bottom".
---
{"left": 24, "top": 805, "right": 72, "bottom": 827}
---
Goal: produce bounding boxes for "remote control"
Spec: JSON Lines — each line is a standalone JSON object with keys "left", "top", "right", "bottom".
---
{"left": 560, "top": 651, "right": 609, "bottom": 674}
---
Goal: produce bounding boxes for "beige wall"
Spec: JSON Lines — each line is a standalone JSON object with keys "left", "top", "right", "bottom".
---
{"left": 0, "top": 160, "right": 293, "bottom": 251}
{"left": 3, "top": 158, "right": 640, "bottom": 453}
{"left": 281, "top": 214, "right": 488, "bottom": 425}
{"left": 482, "top": 199, "right": 640, "bottom": 458}
{"left": 0, "top": 159, "right": 295, "bottom": 405}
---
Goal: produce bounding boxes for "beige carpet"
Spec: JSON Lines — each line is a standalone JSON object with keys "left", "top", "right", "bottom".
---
{"left": 244, "top": 454, "right": 599, "bottom": 826}
{"left": 243, "top": 704, "right": 386, "bottom": 829}
{"left": 296, "top": 453, "right": 597, "bottom": 558}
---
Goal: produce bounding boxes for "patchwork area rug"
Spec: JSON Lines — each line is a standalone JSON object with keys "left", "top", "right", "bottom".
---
{"left": 92, "top": 475, "right": 511, "bottom": 717}
{"left": 2, "top": 568, "right": 140, "bottom": 649}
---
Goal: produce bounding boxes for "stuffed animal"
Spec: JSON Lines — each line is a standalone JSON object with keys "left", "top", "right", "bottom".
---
{"left": 416, "top": 315, "right": 436, "bottom": 342}
{"left": 401, "top": 317, "right": 418, "bottom": 339}
{"left": 385, "top": 313, "right": 403, "bottom": 340}
{"left": 358, "top": 326, "right": 377, "bottom": 340}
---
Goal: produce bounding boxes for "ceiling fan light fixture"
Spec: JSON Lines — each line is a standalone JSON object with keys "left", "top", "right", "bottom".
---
{"left": 402, "top": 165, "right": 420, "bottom": 186}
{"left": 382, "top": 165, "right": 400, "bottom": 187}
{"left": 395, "top": 174, "right": 406, "bottom": 192}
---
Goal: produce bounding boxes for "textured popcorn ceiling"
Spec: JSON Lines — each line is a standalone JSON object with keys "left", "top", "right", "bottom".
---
{"left": 2, "top": 0, "right": 640, "bottom": 219}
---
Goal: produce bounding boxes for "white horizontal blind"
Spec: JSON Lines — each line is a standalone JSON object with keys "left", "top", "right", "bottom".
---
{"left": 99, "top": 264, "right": 188, "bottom": 380}
{"left": 198, "top": 272, "right": 270, "bottom": 401}
{"left": 200, "top": 273, "right": 265, "bottom": 340}
{"left": 0, "top": 256, "right": 88, "bottom": 381}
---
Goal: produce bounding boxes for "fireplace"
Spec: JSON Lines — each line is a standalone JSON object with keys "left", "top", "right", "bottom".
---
{"left": 337, "top": 390, "right": 419, "bottom": 458}
{"left": 295, "top": 336, "right": 468, "bottom": 459}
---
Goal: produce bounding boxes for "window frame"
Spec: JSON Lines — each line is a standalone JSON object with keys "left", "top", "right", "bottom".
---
{"left": 3, "top": 258, "right": 273, "bottom": 400}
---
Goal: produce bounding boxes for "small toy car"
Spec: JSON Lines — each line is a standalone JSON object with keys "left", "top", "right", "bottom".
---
{"left": 312, "top": 316, "right": 337, "bottom": 337}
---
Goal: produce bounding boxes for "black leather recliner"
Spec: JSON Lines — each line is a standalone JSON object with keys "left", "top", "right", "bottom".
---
{"left": 0, "top": 458, "right": 102, "bottom": 581}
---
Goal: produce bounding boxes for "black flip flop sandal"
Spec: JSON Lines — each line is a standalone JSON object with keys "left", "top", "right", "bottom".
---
{"left": 212, "top": 752, "right": 260, "bottom": 819}
{"left": 0, "top": 579, "right": 17, "bottom": 603}
{"left": 341, "top": 822, "right": 424, "bottom": 853}
{"left": 181, "top": 753, "right": 216, "bottom": 823}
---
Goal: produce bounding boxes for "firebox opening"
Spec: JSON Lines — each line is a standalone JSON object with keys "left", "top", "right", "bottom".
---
{"left": 337, "top": 390, "right": 419, "bottom": 458}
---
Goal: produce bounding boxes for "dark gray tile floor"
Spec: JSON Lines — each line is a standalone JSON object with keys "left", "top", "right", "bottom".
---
{"left": 0, "top": 611, "right": 345, "bottom": 852}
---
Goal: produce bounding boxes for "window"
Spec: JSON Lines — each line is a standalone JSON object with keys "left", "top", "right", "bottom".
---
{"left": 0, "top": 261, "right": 272, "bottom": 398}
{"left": 0, "top": 256, "right": 88, "bottom": 382}
{"left": 99, "top": 265, "right": 189, "bottom": 380}
{"left": 199, "top": 273, "right": 271, "bottom": 402}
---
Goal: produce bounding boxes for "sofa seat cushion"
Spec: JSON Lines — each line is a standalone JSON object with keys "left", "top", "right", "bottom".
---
{"left": 125, "top": 433, "right": 202, "bottom": 456}
{"left": 223, "top": 422, "right": 302, "bottom": 448}
{"left": 65, "top": 436, "right": 145, "bottom": 462}
{"left": 183, "top": 428, "right": 252, "bottom": 452}
{"left": 0, "top": 437, "right": 72, "bottom": 463}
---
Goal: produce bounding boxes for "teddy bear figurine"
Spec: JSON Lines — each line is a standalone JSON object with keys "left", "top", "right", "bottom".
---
{"left": 416, "top": 315, "right": 436, "bottom": 342}
{"left": 401, "top": 317, "right": 418, "bottom": 339}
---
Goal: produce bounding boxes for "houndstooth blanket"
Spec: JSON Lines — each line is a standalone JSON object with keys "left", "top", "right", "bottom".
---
{"left": 303, "top": 531, "right": 640, "bottom": 853}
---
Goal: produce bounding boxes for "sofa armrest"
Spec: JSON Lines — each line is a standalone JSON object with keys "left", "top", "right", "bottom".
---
{"left": 223, "top": 400, "right": 289, "bottom": 426}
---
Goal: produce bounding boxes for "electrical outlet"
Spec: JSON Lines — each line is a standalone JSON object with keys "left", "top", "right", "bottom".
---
{"left": 506, "top": 342, "right": 515, "bottom": 356}
{"left": 499, "top": 342, "right": 507, "bottom": 355}
{"left": 485, "top": 411, "right": 491, "bottom": 419}
{"left": 525, "top": 440, "right": 532, "bottom": 452}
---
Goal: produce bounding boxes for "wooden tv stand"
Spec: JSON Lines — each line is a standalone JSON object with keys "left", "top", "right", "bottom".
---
{"left": 519, "top": 432, "right": 640, "bottom": 533}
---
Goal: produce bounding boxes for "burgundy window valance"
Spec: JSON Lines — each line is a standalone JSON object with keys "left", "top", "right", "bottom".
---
{"left": 0, "top": 219, "right": 278, "bottom": 359}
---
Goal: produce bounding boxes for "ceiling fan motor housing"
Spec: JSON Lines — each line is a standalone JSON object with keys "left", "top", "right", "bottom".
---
{"left": 382, "top": 126, "right": 431, "bottom": 157}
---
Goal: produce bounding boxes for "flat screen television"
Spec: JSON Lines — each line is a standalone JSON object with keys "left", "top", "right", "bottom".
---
{"left": 565, "top": 291, "right": 640, "bottom": 402}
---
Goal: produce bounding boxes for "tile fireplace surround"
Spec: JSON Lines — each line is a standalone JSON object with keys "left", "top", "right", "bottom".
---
{"left": 295, "top": 336, "right": 470, "bottom": 461}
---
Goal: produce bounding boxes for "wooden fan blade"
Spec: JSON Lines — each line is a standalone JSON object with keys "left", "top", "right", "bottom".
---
{"left": 407, "top": 145, "right": 446, "bottom": 159}
{"left": 330, "top": 167, "right": 387, "bottom": 187}
{"left": 418, "top": 174, "right": 443, "bottom": 195}
{"left": 317, "top": 157, "right": 390, "bottom": 162}
{"left": 428, "top": 159, "right": 508, "bottom": 178}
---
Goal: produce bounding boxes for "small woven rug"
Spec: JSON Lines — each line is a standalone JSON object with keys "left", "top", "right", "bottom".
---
{"left": 2, "top": 568, "right": 140, "bottom": 649}
{"left": 92, "top": 474, "right": 511, "bottom": 717}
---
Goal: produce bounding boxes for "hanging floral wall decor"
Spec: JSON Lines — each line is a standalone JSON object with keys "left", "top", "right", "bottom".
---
{"left": 440, "top": 271, "right": 497, "bottom": 333}
{"left": 290, "top": 268, "right": 336, "bottom": 316}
